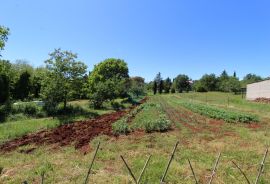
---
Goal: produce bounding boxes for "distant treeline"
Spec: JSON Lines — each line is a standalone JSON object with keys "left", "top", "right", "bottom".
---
{"left": 150, "top": 71, "right": 267, "bottom": 94}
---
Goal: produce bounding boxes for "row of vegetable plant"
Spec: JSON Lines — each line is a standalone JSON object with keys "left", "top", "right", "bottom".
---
{"left": 112, "top": 102, "right": 172, "bottom": 135}
{"left": 177, "top": 101, "right": 259, "bottom": 123}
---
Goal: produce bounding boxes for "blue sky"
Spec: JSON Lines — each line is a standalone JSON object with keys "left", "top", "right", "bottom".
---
{"left": 1, "top": 0, "right": 270, "bottom": 81}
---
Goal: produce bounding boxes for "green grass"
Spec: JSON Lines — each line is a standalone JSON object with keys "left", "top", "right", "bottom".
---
{"left": 174, "top": 92, "right": 270, "bottom": 119}
{"left": 0, "top": 98, "right": 139, "bottom": 144}
{"left": 1, "top": 93, "right": 270, "bottom": 183}
{"left": 0, "top": 118, "right": 60, "bottom": 144}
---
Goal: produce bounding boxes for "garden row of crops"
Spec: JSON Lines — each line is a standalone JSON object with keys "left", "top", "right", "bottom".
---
{"left": 112, "top": 102, "right": 172, "bottom": 135}
{"left": 178, "top": 101, "right": 259, "bottom": 123}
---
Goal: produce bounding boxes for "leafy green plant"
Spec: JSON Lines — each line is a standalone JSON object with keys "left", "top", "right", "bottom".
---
{"left": 112, "top": 118, "right": 130, "bottom": 135}
{"left": 179, "top": 101, "right": 259, "bottom": 123}
{"left": 143, "top": 115, "right": 172, "bottom": 133}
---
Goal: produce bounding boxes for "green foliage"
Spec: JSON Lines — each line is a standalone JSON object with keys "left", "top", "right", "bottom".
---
{"left": 11, "top": 103, "right": 41, "bottom": 117}
{"left": 0, "top": 105, "right": 8, "bottom": 122}
{"left": 41, "top": 49, "right": 87, "bottom": 112}
{"left": 179, "top": 101, "right": 259, "bottom": 123}
{"left": 199, "top": 74, "right": 218, "bottom": 91}
{"left": 153, "top": 81, "right": 157, "bottom": 94}
{"left": 88, "top": 58, "right": 129, "bottom": 108}
{"left": 173, "top": 74, "right": 191, "bottom": 93}
{"left": 14, "top": 71, "right": 32, "bottom": 100}
{"left": 56, "top": 104, "right": 86, "bottom": 116}
{"left": 242, "top": 73, "right": 263, "bottom": 86}
{"left": 0, "top": 26, "right": 9, "bottom": 56}
{"left": 128, "top": 76, "right": 146, "bottom": 98}
{"left": 154, "top": 72, "right": 163, "bottom": 94}
{"left": 163, "top": 77, "right": 172, "bottom": 93}
{"left": 143, "top": 115, "right": 172, "bottom": 133}
{"left": 110, "top": 101, "right": 124, "bottom": 111}
{"left": 112, "top": 118, "right": 130, "bottom": 135}
{"left": 193, "top": 81, "right": 208, "bottom": 92}
{"left": 0, "top": 73, "right": 10, "bottom": 104}
{"left": 6, "top": 113, "right": 28, "bottom": 122}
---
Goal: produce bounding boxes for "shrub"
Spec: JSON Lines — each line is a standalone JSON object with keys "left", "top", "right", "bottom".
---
{"left": 12, "top": 103, "right": 40, "bottom": 117}
{"left": 24, "top": 103, "right": 38, "bottom": 116}
{"left": 111, "top": 101, "right": 124, "bottom": 111}
{"left": 0, "top": 105, "right": 8, "bottom": 122}
{"left": 143, "top": 115, "right": 172, "bottom": 133}
{"left": 112, "top": 118, "right": 130, "bottom": 135}
{"left": 7, "top": 113, "right": 28, "bottom": 121}
{"left": 56, "top": 105, "right": 85, "bottom": 116}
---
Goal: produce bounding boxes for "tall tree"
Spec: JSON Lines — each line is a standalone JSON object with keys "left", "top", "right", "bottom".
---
{"left": 0, "top": 74, "right": 10, "bottom": 104}
{"left": 14, "top": 71, "right": 32, "bottom": 100}
{"left": 173, "top": 74, "right": 191, "bottom": 93}
{"left": 200, "top": 74, "right": 218, "bottom": 91}
{"left": 129, "top": 77, "right": 145, "bottom": 97}
{"left": 0, "top": 26, "right": 9, "bottom": 56}
{"left": 154, "top": 72, "right": 163, "bottom": 94}
{"left": 242, "top": 73, "right": 263, "bottom": 85}
{"left": 163, "top": 77, "right": 172, "bottom": 93}
{"left": 41, "top": 49, "right": 87, "bottom": 112}
{"left": 88, "top": 58, "right": 129, "bottom": 108}
{"left": 153, "top": 81, "right": 157, "bottom": 95}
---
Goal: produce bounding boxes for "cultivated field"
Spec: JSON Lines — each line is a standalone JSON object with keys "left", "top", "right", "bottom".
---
{"left": 0, "top": 93, "right": 270, "bottom": 183}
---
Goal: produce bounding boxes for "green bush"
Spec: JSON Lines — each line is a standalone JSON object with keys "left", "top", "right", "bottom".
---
{"left": 24, "top": 103, "right": 38, "bottom": 116}
{"left": 111, "top": 101, "right": 124, "bottom": 111}
{"left": 7, "top": 113, "right": 28, "bottom": 121}
{"left": 12, "top": 103, "right": 40, "bottom": 117}
{"left": 56, "top": 105, "right": 86, "bottom": 115}
{"left": 143, "top": 115, "right": 172, "bottom": 133}
{"left": 112, "top": 118, "right": 130, "bottom": 135}
{"left": 0, "top": 105, "right": 8, "bottom": 122}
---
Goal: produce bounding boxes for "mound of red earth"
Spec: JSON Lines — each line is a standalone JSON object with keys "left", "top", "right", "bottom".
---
{"left": 254, "top": 98, "right": 270, "bottom": 104}
{"left": 0, "top": 98, "right": 147, "bottom": 153}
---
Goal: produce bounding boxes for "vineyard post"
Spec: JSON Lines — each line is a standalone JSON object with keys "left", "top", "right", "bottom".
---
{"left": 254, "top": 149, "right": 268, "bottom": 184}
{"left": 41, "top": 172, "right": 45, "bottom": 184}
{"left": 160, "top": 141, "right": 179, "bottom": 183}
{"left": 84, "top": 142, "right": 100, "bottom": 184}
{"left": 137, "top": 155, "right": 152, "bottom": 184}
{"left": 208, "top": 152, "right": 221, "bottom": 184}
{"left": 188, "top": 158, "right": 199, "bottom": 184}
{"left": 231, "top": 161, "right": 251, "bottom": 184}
{"left": 120, "top": 155, "right": 138, "bottom": 184}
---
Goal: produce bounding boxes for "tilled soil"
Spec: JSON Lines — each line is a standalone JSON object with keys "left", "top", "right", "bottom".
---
{"left": 0, "top": 111, "right": 127, "bottom": 152}
{"left": 254, "top": 97, "right": 270, "bottom": 104}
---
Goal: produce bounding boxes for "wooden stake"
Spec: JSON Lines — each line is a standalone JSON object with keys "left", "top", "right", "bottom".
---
{"left": 232, "top": 161, "right": 251, "bottom": 184}
{"left": 84, "top": 142, "right": 100, "bottom": 184}
{"left": 121, "top": 155, "right": 138, "bottom": 184}
{"left": 208, "top": 152, "right": 221, "bottom": 184}
{"left": 160, "top": 141, "right": 179, "bottom": 183}
{"left": 137, "top": 155, "right": 152, "bottom": 184}
{"left": 255, "top": 149, "right": 268, "bottom": 184}
{"left": 188, "top": 158, "right": 199, "bottom": 184}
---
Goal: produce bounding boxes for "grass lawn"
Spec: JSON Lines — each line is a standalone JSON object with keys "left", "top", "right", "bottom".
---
{"left": 1, "top": 93, "right": 270, "bottom": 183}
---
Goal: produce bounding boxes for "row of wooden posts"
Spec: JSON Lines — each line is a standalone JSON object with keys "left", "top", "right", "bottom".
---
{"left": 22, "top": 141, "right": 268, "bottom": 184}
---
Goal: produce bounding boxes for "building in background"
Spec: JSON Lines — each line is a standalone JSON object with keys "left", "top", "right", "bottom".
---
{"left": 246, "top": 80, "right": 270, "bottom": 100}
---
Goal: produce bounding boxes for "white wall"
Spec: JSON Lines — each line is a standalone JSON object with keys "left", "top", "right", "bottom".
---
{"left": 246, "top": 80, "right": 270, "bottom": 100}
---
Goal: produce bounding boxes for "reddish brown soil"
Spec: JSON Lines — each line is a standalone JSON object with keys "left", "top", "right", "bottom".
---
{"left": 0, "top": 98, "right": 148, "bottom": 153}
{"left": 0, "top": 111, "right": 126, "bottom": 152}
{"left": 247, "top": 123, "right": 261, "bottom": 129}
{"left": 254, "top": 98, "right": 270, "bottom": 104}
